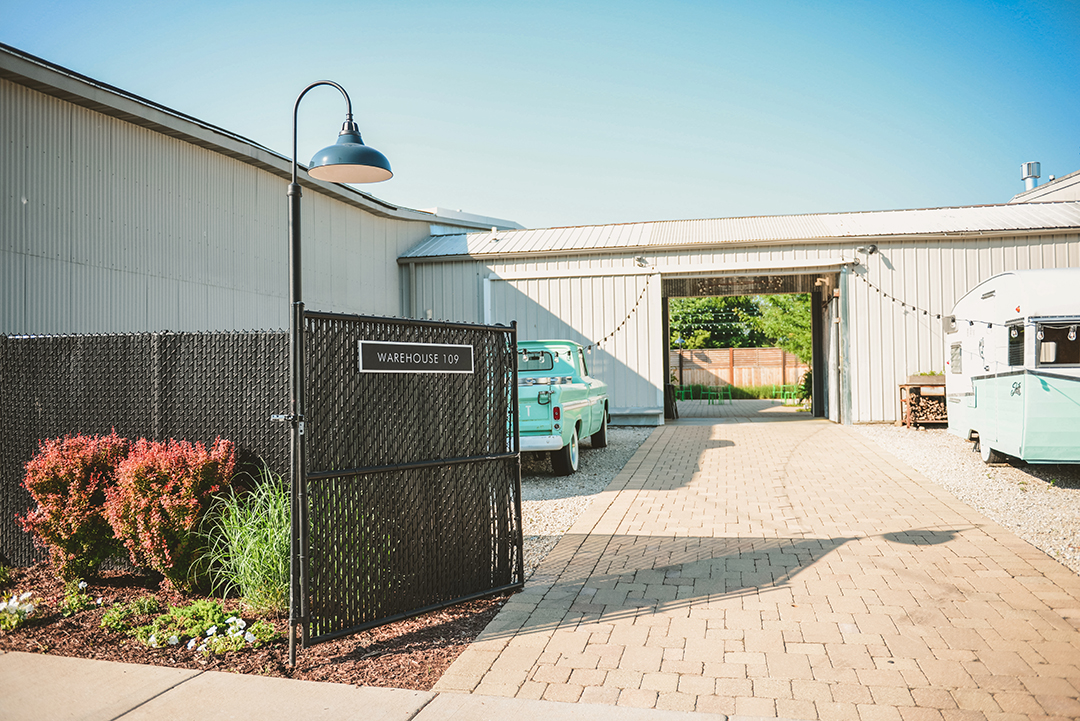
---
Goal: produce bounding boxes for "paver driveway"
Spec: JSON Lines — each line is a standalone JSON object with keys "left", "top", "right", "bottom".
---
{"left": 437, "top": 412, "right": 1080, "bottom": 720}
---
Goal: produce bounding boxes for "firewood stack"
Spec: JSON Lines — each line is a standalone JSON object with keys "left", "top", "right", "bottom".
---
{"left": 908, "top": 393, "right": 947, "bottom": 424}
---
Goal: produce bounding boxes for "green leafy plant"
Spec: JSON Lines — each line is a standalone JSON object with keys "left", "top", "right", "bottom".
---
{"left": 797, "top": 369, "right": 813, "bottom": 401}
{"left": 198, "top": 464, "right": 289, "bottom": 614}
{"left": 59, "top": 579, "right": 97, "bottom": 617}
{"left": 0, "top": 564, "right": 11, "bottom": 589}
{"left": 0, "top": 591, "right": 36, "bottom": 632}
{"left": 18, "top": 432, "right": 129, "bottom": 581}
{"left": 134, "top": 598, "right": 227, "bottom": 647}
{"left": 105, "top": 438, "right": 236, "bottom": 592}
{"left": 100, "top": 595, "right": 161, "bottom": 634}
{"left": 128, "top": 599, "right": 280, "bottom": 654}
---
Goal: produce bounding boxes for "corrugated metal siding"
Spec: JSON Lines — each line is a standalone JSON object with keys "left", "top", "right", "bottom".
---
{"left": 409, "top": 233, "right": 1079, "bottom": 425}
{"left": 846, "top": 233, "right": 1080, "bottom": 423}
{"left": 475, "top": 272, "right": 662, "bottom": 418}
{"left": 1, "top": 77, "right": 431, "bottom": 334}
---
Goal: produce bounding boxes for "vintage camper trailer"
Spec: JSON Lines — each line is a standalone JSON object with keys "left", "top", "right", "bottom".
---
{"left": 945, "top": 269, "right": 1080, "bottom": 464}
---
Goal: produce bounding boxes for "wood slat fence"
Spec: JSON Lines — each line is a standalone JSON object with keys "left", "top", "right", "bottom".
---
{"left": 669, "top": 347, "right": 808, "bottom": 388}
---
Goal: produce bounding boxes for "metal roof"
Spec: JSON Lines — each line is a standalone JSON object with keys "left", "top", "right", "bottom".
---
{"left": 400, "top": 202, "right": 1080, "bottom": 261}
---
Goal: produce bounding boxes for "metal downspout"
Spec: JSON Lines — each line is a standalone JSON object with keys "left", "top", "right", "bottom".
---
{"left": 840, "top": 265, "right": 853, "bottom": 425}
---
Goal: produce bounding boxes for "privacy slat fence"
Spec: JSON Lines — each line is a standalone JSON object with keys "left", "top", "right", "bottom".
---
{"left": 1, "top": 321, "right": 523, "bottom": 649}
{"left": 0, "top": 331, "right": 289, "bottom": 567}
{"left": 301, "top": 312, "right": 523, "bottom": 644}
{"left": 669, "top": 347, "right": 808, "bottom": 388}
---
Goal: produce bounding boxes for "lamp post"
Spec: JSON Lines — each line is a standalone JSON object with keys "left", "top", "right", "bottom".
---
{"left": 285, "top": 81, "right": 391, "bottom": 666}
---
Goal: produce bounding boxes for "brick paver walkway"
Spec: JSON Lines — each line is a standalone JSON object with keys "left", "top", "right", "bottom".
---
{"left": 436, "top": 417, "right": 1080, "bottom": 720}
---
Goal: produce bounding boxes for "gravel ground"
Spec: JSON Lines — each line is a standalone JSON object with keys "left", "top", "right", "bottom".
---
{"left": 853, "top": 423, "right": 1080, "bottom": 575}
{"left": 519, "top": 426, "right": 654, "bottom": 578}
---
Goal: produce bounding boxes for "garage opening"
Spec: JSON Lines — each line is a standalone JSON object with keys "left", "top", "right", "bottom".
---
{"left": 661, "top": 273, "right": 837, "bottom": 421}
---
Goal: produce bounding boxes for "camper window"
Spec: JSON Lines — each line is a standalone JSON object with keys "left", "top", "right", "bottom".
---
{"left": 1007, "top": 324, "right": 1024, "bottom": 366}
{"left": 1036, "top": 323, "right": 1080, "bottom": 367}
{"left": 950, "top": 343, "right": 962, "bottom": 374}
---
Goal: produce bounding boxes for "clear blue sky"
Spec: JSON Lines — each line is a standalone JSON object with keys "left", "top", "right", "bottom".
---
{"left": 3, "top": 0, "right": 1078, "bottom": 229}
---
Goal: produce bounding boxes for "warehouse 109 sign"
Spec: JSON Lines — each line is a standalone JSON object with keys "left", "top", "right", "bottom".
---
{"left": 358, "top": 340, "right": 474, "bottom": 374}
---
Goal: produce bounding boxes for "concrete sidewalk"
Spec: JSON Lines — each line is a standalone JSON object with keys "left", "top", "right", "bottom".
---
{"left": 0, "top": 650, "right": 747, "bottom": 721}
{"left": 437, "top": 418, "right": 1080, "bottom": 720}
{"left": 3, "top": 416, "right": 1079, "bottom": 720}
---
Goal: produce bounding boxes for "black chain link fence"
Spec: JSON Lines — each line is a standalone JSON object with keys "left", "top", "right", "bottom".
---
{"left": 0, "top": 331, "right": 290, "bottom": 567}
{"left": 1, "top": 319, "right": 522, "bottom": 646}
{"left": 302, "top": 312, "right": 523, "bottom": 644}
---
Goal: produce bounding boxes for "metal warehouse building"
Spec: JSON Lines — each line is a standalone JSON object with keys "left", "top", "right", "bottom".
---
{"left": 4, "top": 43, "right": 1079, "bottom": 425}
{"left": 402, "top": 205, "right": 1080, "bottom": 426}
{"left": 0, "top": 44, "right": 513, "bottom": 335}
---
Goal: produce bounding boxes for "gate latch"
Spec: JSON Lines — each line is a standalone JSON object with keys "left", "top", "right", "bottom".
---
{"left": 270, "top": 413, "right": 305, "bottom": 436}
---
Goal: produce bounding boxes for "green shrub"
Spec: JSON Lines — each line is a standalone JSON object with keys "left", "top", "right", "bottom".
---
{"left": 198, "top": 464, "right": 289, "bottom": 615}
{"left": 105, "top": 438, "right": 235, "bottom": 592}
{"left": 797, "top": 369, "right": 813, "bottom": 401}
{"left": 0, "top": 564, "right": 11, "bottom": 589}
{"left": 18, "top": 433, "right": 128, "bottom": 581}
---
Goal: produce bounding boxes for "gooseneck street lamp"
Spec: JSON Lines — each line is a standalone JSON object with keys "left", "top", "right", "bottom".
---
{"left": 284, "top": 81, "right": 391, "bottom": 666}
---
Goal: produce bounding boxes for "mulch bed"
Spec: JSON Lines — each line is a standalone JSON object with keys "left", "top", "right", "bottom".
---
{"left": 0, "top": 563, "right": 508, "bottom": 689}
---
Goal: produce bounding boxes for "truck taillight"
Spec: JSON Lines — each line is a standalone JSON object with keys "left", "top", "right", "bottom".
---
{"left": 553, "top": 406, "right": 561, "bottom": 420}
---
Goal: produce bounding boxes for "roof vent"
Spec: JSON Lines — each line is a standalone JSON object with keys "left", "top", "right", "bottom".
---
{"left": 1021, "top": 161, "right": 1040, "bottom": 190}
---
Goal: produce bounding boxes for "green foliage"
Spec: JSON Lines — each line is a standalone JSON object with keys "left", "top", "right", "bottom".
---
{"left": 125, "top": 599, "right": 281, "bottom": 654}
{"left": 198, "top": 464, "right": 290, "bottom": 615}
{"left": 59, "top": 580, "right": 96, "bottom": 617}
{"left": 747, "top": 294, "right": 813, "bottom": 364}
{"left": 100, "top": 595, "right": 161, "bottom": 634}
{"left": 675, "top": 384, "right": 784, "bottom": 400}
{"left": 0, "top": 591, "right": 35, "bottom": 631}
{"left": 18, "top": 432, "right": 129, "bottom": 581}
{"left": 0, "top": 565, "right": 11, "bottom": 589}
{"left": 797, "top": 369, "right": 813, "bottom": 401}
{"left": 669, "top": 297, "right": 766, "bottom": 349}
{"left": 133, "top": 599, "right": 228, "bottom": 647}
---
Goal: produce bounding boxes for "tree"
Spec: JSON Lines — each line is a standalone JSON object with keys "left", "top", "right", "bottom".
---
{"left": 668, "top": 297, "right": 766, "bottom": 349}
{"left": 748, "top": 294, "right": 812, "bottom": 364}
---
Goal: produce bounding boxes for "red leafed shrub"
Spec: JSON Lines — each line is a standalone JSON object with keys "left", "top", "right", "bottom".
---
{"left": 18, "top": 432, "right": 130, "bottom": 581}
{"left": 105, "top": 438, "right": 236, "bottom": 592}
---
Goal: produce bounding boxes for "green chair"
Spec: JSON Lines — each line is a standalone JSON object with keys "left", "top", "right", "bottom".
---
{"left": 781, "top": 385, "right": 797, "bottom": 404}
{"left": 705, "top": 386, "right": 721, "bottom": 404}
{"left": 675, "top": 386, "right": 693, "bottom": 400}
{"left": 719, "top": 385, "right": 734, "bottom": 404}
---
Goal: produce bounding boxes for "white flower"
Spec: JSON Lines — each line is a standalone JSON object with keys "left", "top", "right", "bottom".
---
{"left": 168, "top": 636, "right": 179, "bottom": 646}
{"left": 18, "top": 591, "right": 32, "bottom": 602}
{"left": 78, "top": 581, "right": 87, "bottom": 590}
{"left": 197, "top": 644, "right": 207, "bottom": 653}
{"left": 206, "top": 625, "right": 217, "bottom": 636}
{"left": 234, "top": 619, "right": 247, "bottom": 630}
{"left": 187, "top": 638, "right": 197, "bottom": 650}
{"left": 96, "top": 597, "right": 103, "bottom": 606}
{"left": 225, "top": 616, "right": 238, "bottom": 625}
{"left": 244, "top": 631, "right": 256, "bottom": 643}
{"left": 24, "top": 604, "right": 34, "bottom": 615}
{"left": 147, "top": 634, "right": 158, "bottom": 648}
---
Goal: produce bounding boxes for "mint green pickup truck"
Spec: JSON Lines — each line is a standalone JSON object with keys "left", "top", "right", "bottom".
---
{"left": 517, "top": 340, "right": 609, "bottom": 475}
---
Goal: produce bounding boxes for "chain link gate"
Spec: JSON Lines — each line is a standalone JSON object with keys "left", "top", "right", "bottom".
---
{"left": 297, "top": 311, "right": 524, "bottom": 646}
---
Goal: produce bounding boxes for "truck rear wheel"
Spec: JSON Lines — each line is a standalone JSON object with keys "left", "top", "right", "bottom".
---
{"left": 591, "top": 410, "right": 608, "bottom": 448}
{"left": 551, "top": 427, "right": 580, "bottom": 475}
